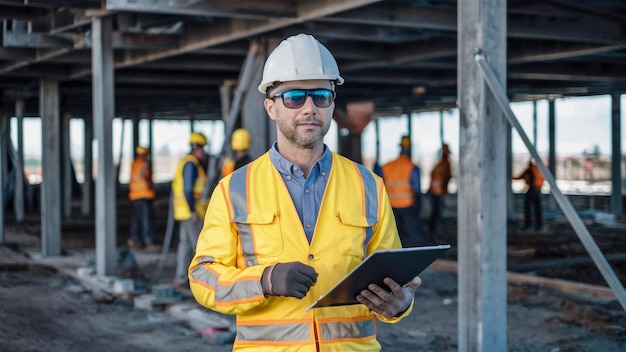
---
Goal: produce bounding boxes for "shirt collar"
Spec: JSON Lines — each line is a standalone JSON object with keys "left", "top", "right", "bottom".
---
{"left": 269, "top": 142, "right": 332, "bottom": 177}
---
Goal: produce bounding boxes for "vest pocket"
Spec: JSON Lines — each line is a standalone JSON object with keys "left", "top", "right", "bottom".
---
{"left": 335, "top": 211, "right": 376, "bottom": 259}
{"left": 232, "top": 211, "right": 283, "bottom": 259}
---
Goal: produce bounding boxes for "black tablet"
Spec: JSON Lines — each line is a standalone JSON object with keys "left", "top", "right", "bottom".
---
{"left": 306, "top": 244, "right": 450, "bottom": 310}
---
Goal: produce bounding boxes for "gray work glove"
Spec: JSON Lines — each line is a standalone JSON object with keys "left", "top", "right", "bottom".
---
{"left": 261, "top": 262, "right": 318, "bottom": 299}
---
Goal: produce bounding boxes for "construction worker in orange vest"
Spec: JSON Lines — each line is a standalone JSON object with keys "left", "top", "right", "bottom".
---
{"left": 513, "top": 159, "right": 545, "bottom": 231}
{"left": 128, "top": 145, "right": 160, "bottom": 252}
{"left": 427, "top": 144, "right": 452, "bottom": 240}
{"left": 220, "top": 128, "right": 254, "bottom": 177}
{"left": 382, "top": 135, "right": 425, "bottom": 247}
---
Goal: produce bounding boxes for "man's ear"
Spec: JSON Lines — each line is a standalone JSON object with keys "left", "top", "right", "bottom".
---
{"left": 264, "top": 98, "right": 277, "bottom": 121}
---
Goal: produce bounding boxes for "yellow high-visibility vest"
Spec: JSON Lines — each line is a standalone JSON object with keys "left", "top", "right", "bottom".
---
{"left": 171, "top": 154, "right": 207, "bottom": 220}
{"left": 189, "top": 151, "right": 412, "bottom": 352}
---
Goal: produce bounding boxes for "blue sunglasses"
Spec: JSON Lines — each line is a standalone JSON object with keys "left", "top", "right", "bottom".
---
{"left": 272, "top": 89, "right": 336, "bottom": 109}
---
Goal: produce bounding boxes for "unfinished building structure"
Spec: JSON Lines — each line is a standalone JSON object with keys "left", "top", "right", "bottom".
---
{"left": 1, "top": 1, "right": 625, "bottom": 350}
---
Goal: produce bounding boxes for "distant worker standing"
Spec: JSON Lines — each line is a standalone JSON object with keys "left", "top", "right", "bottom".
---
{"left": 382, "top": 135, "right": 425, "bottom": 247}
{"left": 128, "top": 146, "right": 159, "bottom": 252}
{"left": 513, "top": 160, "right": 545, "bottom": 231}
{"left": 427, "top": 144, "right": 452, "bottom": 240}
{"left": 171, "top": 132, "right": 209, "bottom": 291}
{"left": 220, "top": 128, "right": 253, "bottom": 177}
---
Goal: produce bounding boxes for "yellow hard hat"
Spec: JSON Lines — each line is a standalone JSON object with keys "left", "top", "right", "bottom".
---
{"left": 400, "top": 135, "right": 411, "bottom": 149}
{"left": 135, "top": 146, "right": 149, "bottom": 155}
{"left": 231, "top": 128, "right": 251, "bottom": 151}
{"left": 189, "top": 132, "right": 207, "bottom": 146}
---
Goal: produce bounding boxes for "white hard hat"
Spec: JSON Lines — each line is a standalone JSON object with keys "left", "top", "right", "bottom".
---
{"left": 258, "top": 33, "right": 344, "bottom": 95}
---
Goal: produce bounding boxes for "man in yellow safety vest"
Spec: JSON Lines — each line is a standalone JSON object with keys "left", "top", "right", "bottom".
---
{"left": 188, "top": 33, "right": 422, "bottom": 351}
{"left": 171, "top": 132, "right": 208, "bottom": 291}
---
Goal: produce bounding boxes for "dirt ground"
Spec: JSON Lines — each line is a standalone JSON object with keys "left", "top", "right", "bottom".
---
{"left": 1, "top": 218, "right": 626, "bottom": 352}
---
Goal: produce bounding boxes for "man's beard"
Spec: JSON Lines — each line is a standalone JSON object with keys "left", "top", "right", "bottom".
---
{"left": 277, "top": 116, "right": 330, "bottom": 149}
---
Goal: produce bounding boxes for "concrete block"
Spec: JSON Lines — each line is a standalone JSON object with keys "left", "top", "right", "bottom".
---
{"left": 134, "top": 294, "right": 156, "bottom": 311}
{"left": 187, "top": 308, "right": 233, "bottom": 331}
{"left": 77, "top": 267, "right": 95, "bottom": 277}
{"left": 152, "top": 284, "right": 181, "bottom": 300}
{"left": 594, "top": 211, "right": 616, "bottom": 227}
{"left": 113, "top": 279, "right": 135, "bottom": 294}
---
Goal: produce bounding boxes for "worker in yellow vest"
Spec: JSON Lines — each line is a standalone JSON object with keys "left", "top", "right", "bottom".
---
{"left": 171, "top": 132, "right": 208, "bottom": 291}
{"left": 128, "top": 146, "right": 159, "bottom": 252}
{"left": 427, "top": 144, "right": 452, "bottom": 240}
{"left": 188, "top": 33, "right": 422, "bottom": 351}
{"left": 220, "top": 128, "right": 253, "bottom": 177}
{"left": 382, "top": 135, "right": 424, "bottom": 247}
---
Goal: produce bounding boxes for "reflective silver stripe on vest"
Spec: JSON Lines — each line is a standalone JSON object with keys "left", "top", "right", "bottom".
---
{"left": 197, "top": 256, "right": 215, "bottom": 265}
{"left": 229, "top": 165, "right": 258, "bottom": 267}
{"left": 385, "top": 180, "right": 411, "bottom": 187}
{"left": 356, "top": 164, "right": 378, "bottom": 259}
{"left": 320, "top": 317, "right": 375, "bottom": 341}
{"left": 238, "top": 321, "right": 311, "bottom": 342}
{"left": 190, "top": 265, "right": 262, "bottom": 303}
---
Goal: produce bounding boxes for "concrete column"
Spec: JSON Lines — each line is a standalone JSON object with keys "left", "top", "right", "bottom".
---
{"left": 132, "top": 116, "right": 140, "bottom": 153}
{"left": 14, "top": 99, "right": 25, "bottom": 222}
{"left": 40, "top": 79, "right": 62, "bottom": 257}
{"left": 242, "top": 54, "right": 268, "bottom": 159}
{"left": 82, "top": 116, "right": 94, "bottom": 216}
{"left": 62, "top": 112, "right": 73, "bottom": 219}
{"left": 548, "top": 99, "right": 556, "bottom": 177}
{"left": 220, "top": 80, "right": 234, "bottom": 123}
{"left": 611, "top": 94, "right": 623, "bottom": 215}
{"left": 146, "top": 114, "right": 154, "bottom": 163}
{"left": 115, "top": 118, "right": 125, "bottom": 190}
{"left": 189, "top": 103, "right": 196, "bottom": 132}
{"left": 548, "top": 99, "right": 556, "bottom": 209}
{"left": 506, "top": 122, "right": 513, "bottom": 215}
{"left": 338, "top": 129, "right": 363, "bottom": 164}
{"left": 532, "top": 100, "right": 538, "bottom": 148}
{"left": 406, "top": 109, "right": 412, "bottom": 140}
{"left": 374, "top": 118, "right": 380, "bottom": 162}
{"left": 146, "top": 114, "right": 153, "bottom": 150}
{"left": 457, "top": 0, "right": 508, "bottom": 351}
{"left": 439, "top": 110, "right": 444, "bottom": 145}
{"left": 404, "top": 107, "right": 413, "bottom": 158}
{"left": 92, "top": 15, "right": 117, "bottom": 276}
{"left": 0, "top": 108, "right": 7, "bottom": 243}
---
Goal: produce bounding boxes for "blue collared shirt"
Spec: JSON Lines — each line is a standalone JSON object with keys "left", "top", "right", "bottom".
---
{"left": 269, "top": 142, "right": 332, "bottom": 244}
